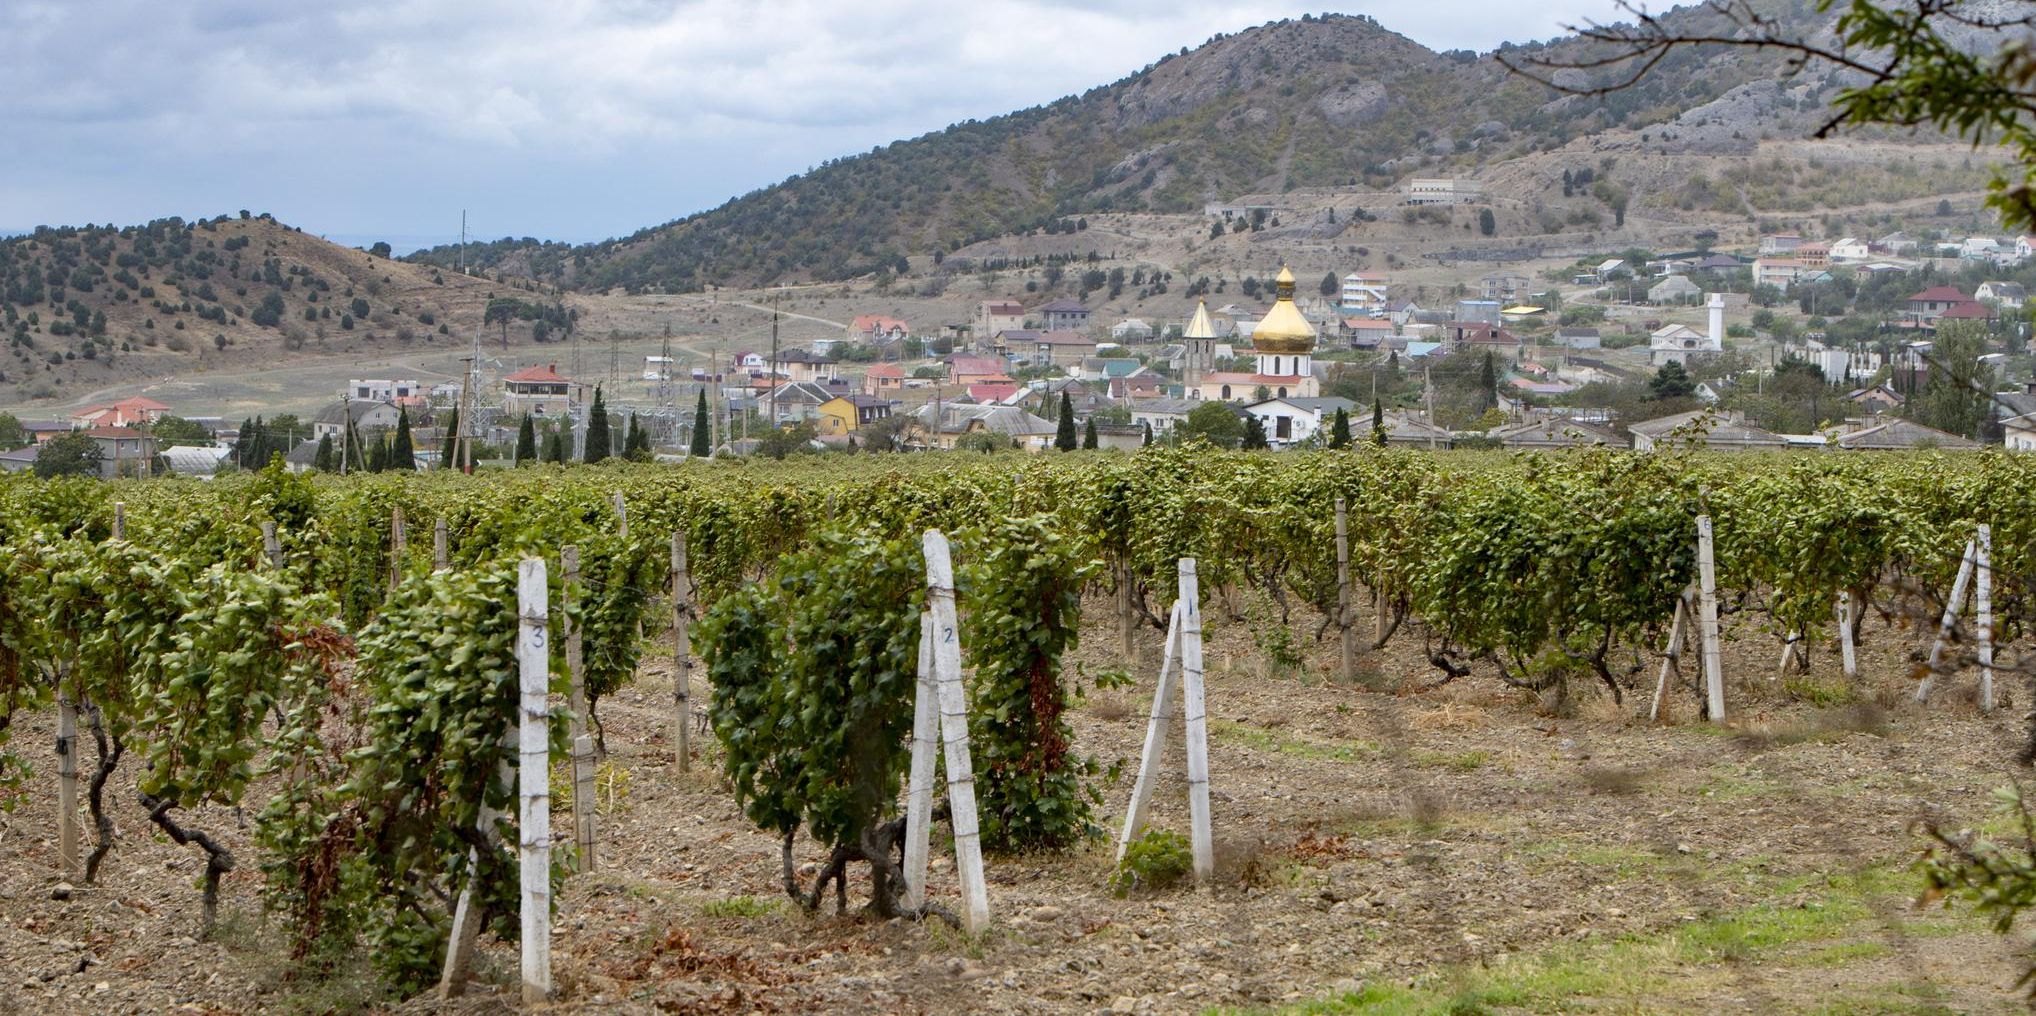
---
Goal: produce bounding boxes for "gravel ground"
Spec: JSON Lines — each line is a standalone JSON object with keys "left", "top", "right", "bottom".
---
{"left": 0, "top": 594, "right": 2028, "bottom": 1014}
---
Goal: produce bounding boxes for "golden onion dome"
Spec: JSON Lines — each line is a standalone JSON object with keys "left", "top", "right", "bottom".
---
{"left": 1251, "top": 266, "right": 1316, "bottom": 354}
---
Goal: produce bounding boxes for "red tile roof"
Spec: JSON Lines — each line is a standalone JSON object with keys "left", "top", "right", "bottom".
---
{"left": 865, "top": 363, "right": 906, "bottom": 378}
{"left": 1938, "top": 301, "right": 1994, "bottom": 320}
{"left": 504, "top": 364, "right": 569, "bottom": 384}
{"left": 1908, "top": 285, "right": 1969, "bottom": 303}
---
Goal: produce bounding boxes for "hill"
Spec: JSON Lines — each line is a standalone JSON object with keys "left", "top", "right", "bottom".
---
{"left": 406, "top": 5, "right": 1864, "bottom": 291}
{"left": 0, "top": 214, "right": 571, "bottom": 410}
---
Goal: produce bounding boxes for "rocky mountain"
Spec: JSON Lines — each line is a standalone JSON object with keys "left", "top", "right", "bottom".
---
{"left": 0, "top": 215, "right": 527, "bottom": 405}
{"left": 408, "top": 3, "right": 1857, "bottom": 291}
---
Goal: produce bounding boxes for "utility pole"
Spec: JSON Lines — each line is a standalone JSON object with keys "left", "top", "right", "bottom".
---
{"left": 458, "top": 210, "right": 466, "bottom": 276}
{"left": 1423, "top": 364, "right": 1437, "bottom": 450}
{"left": 453, "top": 356, "right": 475, "bottom": 474}
{"left": 340, "top": 391, "right": 350, "bottom": 475}
{"left": 767, "top": 289, "right": 781, "bottom": 430}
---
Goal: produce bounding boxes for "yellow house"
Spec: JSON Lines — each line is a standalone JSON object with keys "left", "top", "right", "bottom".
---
{"left": 817, "top": 394, "right": 895, "bottom": 436}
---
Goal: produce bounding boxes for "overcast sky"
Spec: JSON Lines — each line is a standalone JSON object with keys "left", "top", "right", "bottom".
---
{"left": 1, "top": 1, "right": 1628, "bottom": 249}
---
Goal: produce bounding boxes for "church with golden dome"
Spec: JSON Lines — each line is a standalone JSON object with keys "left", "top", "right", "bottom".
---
{"left": 1191, "top": 266, "right": 1320, "bottom": 402}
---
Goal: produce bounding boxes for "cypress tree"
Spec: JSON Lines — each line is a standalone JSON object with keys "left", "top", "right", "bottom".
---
{"left": 1372, "top": 398, "right": 1388, "bottom": 447}
{"left": 390, "top": 408, "right": 416, "bottom": 472}
{"left": 1328, "top": 408, "right": 1351, "bottom": 449}
{"left": 1082, "top": 417, "right": 1098, "bottom": 449}
{"left": 235, "top": 417, "right": 255, "bottom": 468}
{"left": 366, "top": 434, "right": 388, "bottom": 473}
{"left": 515, "top": 415, "right": 537, "bottom": 466}
{"left": 1243, "top": 414, "right": 1268, "bottom": 450}
{"left": 1141, "top": 421, "right": 1153, "bottom": 447}
{"left": 584, "top": 387, "right": 611, "bottom": 464}
{"left": 441, "top": 406, "right": 460, "bottom": 470}
{"left": 313, "top": 434, "right": 334, "bottom": 472}
{"left": 624, "top": 413, "right": 646, "bottom": 460}
{"left": 690, "top": 390, "right": 711, "bottom": 457}
{"left": 544, "top": 426, "right": 563, "bottom": 464}
{"left": 1054, "top": 392, "right": 1077, "bottom": 451}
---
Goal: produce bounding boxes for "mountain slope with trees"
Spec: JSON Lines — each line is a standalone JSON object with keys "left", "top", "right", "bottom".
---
{"left": 407, "top": 4, "right": 1854, "bottom": 291}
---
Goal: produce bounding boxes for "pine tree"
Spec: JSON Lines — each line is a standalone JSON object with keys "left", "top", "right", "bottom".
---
{"left": 1082, "top": 417, "right": 1098, "bottom": 449}
{"left": 313, "top": 434, "right": 334, "bottom": 472}
{"left": 390, "top": 408, "right": 416, "bottom": 472}
{"left": 690, "top": 390, "right": 711, "bottom": 457}
{"left": 1054, "top": 392, "right": 1077, "bottom": 451}
{"left": 1328, "top": 408, "right": 1351, "bottom": 449}
{"left": 584, "top": 387, "right": 611, "bottom": 464}
{"left": 1242, "top": 415, "right": 1268, "bottom": 450}
{"left": 515, "top": 415, "right": 537, "bottom": 465}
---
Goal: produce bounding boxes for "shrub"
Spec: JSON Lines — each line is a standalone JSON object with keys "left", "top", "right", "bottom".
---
{"left": 1113, "top": 829, "right": 1193, "bottom": 896}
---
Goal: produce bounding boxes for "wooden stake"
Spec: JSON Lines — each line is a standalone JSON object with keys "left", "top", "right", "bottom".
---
{"left": 1648, "top": 590, "right": 1692, "bottom": 723}
{"left": 1118, "top": 602, "right": 1183, "bottom": 861}
{"left": 671, "top": 531, "right": 693, "bottom": 770}
{"left": 1335, "top": 498, "right": 1355, "bottom": 685}
{"left": 1918, "top": 536, "right": 1979, "bottom": 703}
{"left": 902, "top": 613, "right": 938, "bottom": 912}
{"left": 1177, "top": 559, "right": 1214, "bottom": 884}
{"left": 516, "top": 558, "right": 553, "bottom": 1004}
{"left": 922, "top": 531, "right": 990, "bottom": 934}
{"left": 1837, "top": 591, "right": 1858, "bottom": 681}
{"left": 1696, "top": 515, "right": 1724, "bottom": 722}
{"left": 1977, "top": 525, "right": 1995, "bottom": 713}
{"left": 261, "top": 522, "right": 282, "bottom": 571}
{"left": 389, "top": 506, "right": 406, "bottom": 591}
{"left": 562, "top": 546, "right": 594, "bottom": 873}
{"left": 434, "top": 519, "right": 449, "bottom": 571}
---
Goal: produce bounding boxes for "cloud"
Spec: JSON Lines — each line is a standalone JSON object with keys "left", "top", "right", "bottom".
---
{"left": 0, "top": 0, "right": 1627, "bottom": 241}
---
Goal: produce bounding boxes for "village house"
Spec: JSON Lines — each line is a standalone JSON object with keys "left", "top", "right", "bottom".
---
{"left": 774, "top": 349, "right": 839, "bottom": 384}
{"left": 846, "top": 315, "right": 909, "bottom": 344}
{"left": 1977, "top": 281, "right": 2026, "bottom": 310}
{"left": 1493, "top": 416, "right": 1623, "bottom": 449}
{"left": 1651, "top": 293, "right": 1727, "bottom": 365}
{"left": 1110, "top": 318, "right": 1154, "bottom": 342}
{"left": 1753, "top": 257, "right": 1808, "bottom": 289}
{"left": 1376, "top": 410, "right": 1453, "bottom": 449}
{"left": 1339, "top": 272, "right": 1390, "bottom": 313}
{"left": 1834, "top": 417, "right": 1980, "bottom": 451}
{"left": 1404, "top": 178, "right": 1481, "bottom": 205}
{"left": 1455, "top": 299, "right": 1503, "bottom": 326}
{"left": 1556, "top": 328, "right": 1602, "bottom": 350}
{"left": 1629, "top": 409, "right": 1786, "bottom": 452}
{"left": 861, "top": 363, "right": 906, "bottom": 397}
{"left": 501, "top": 364, "right": 579, "bottom": 419}
{"left": 1828, "top": 237, "right": 1871, "bottom": 262}
{"left": 1479, "top": 273, "right": 1532, "bottom": 302}
{"left": 1341, "top": 317, "right": 1397, "bottom": 349}
{"left": 978, "top": 300, "right": 1025, "bottom": 340}
{"left": 1033, "top": 330, "right": 1098, "bottom": 368}
{"left": 345, "top": 379, "right": 423, "bottom": 403}
{"left": 1035, "top": 298, "right": 1092, "bottom": 333}
{"left": 946, "top": 355, "right": 1011, "bottom": 388}
{"left": 1795, "top": 242, "right": 1831, "bottom": 268}
{"left": 80, "top": 427, "right": 160, "bottom": 478}
{"left": 1648, "top": 275, "right": 1703, "bottom": 305}
{"left": 1904, "top": 285, "right": 1979, "bottom": 327}
{"left": 1127, "top": 397, "right": 1199, "bottom": 436}
{"left": 1879, "top": 231, "right": 1920, "bottom": 255}
{"left": 1995, "top": 380, "right": 2036, "bottom": 451}
{"left": 815, "top": 394, "right": 896, "bottom": 436}
{"left": 70, "top": 395, "right": 171, "bottom": 429}
{"left": 966, "top": 382, "right": 1023, "bottom": 404}
{"left": 312, "top": 399, "right": 404, "bottom": 442}
{"left": 1844, "top": 383, "right": 1905, "bottom": 413}
{"left": 1242, "top": 396, "right": 1357, "bottom": 449}
{"left": 1759, "top": 234, "right": 1804, "bottom": 256}
{"left": 758, "top": 380, "right": 847, "bottom": 424}
{"left": 902, "top": 403, "right": 1058, "bottom": 451}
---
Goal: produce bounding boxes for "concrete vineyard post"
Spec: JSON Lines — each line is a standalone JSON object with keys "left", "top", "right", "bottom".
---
{"left": 922, "top": 530, "right": 990, "bottom": 934}
{"left": 612, "top": 492, "right": 628, "bottom": 538}
{"left": 1177, "top": 559, "right": 1214, "bottom": 883}
{"left": 670, "top": 531, "right": 693, "bottom": 770}
{"left": 516, "top": 558, "right": 553, "bottom": 1004}
{"left": 389, "top": 506, "right": 406, "bottom": 591}
{"left": 56, "top": 673, "right": 78, "bottom": 877}
{"left": 438, "top": 743, "right": 511, "bottom": 999}
{"left": 562, "top": 546, "right": 594, "bottom": 873}
{"left": 1648, "top": 590, "right": 1692, "bottom": 723}
{"left": 1977, "top": 525, "right": 1994, "bottom": 713}
{"left": 261, "top": 522, "right": 282, "bottom": 571}
{"left": 1696, "top": 516, "right": 1724, "bottom": 722}
{"left": 1119, "top": 602, "right": 1183, "bottom": 861}
{"left": 434, "top": 519, "right": 449, "bottom": 571}
{"left": 1837, "top": 592, "right": 1858, "bottom": 681}
{"left": 902, "top": 613, "right": 938, "bottom": 912}
{"left": 1117, "top": 559, "right": 1137, "bottom": 671}
{"left": 1335, "top": 497, "right": 1355, "bottom": 685}
{"left": 1918, "top": 534, "right": 1979, "bottom": 703}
